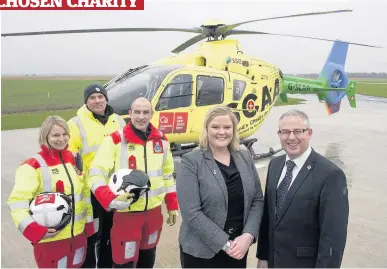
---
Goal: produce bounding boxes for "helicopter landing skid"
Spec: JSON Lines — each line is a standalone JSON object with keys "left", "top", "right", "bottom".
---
{"left": 171, "top": 143, "right": 198, "bottom": 157}
{"left": 240, "top": 138, "right": 283, "bottom": 160}
{"left": 171, "top": 138, "right": 283, "bottom": 160}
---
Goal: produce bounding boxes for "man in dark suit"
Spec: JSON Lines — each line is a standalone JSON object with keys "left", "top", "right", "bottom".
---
{"left": 256, "top": 109, "right": 349, "bottom": 268}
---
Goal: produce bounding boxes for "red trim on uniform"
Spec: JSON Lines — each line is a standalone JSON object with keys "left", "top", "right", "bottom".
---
{"left": 111, "top": 206, "right": 163, "bottom": 264}
{"left": 56, "top": 180, "right": 65, "bottom": 193}
{"left": 23, "top": 222, "right": 48, "bottom": 244}
{"left": 148, "top": 124, "right": 165, "bottom": 140}
{"left": 110, "top": 131, "right": 122, "bottom": 145}
{"left": 164, "top": 192, "right": 179, "bottom": 210}
{"left": 23, "top": 146, "right": 76, "bottom": 171}
{"left": 129, "top": 155, "right": 137, "bottom": 169}
{"left": 94, "top": 185, "right": 117, "bottom": 210}
{"left": 22, "top": 158, "right": 40, "bottom": 169}
{"left": 38, "top": 145, "right": 76, "bottom": 167}
{"left": 123, "top": 123, "right": 165, "bottom": 145}
{"left": 33, "top": 233, "right": 86, "bottom": 268}
{"left": 85, "top": 222, "right": 95, "bottom": 237}
{"left": 123, "top": 124, "right": 145, "bottom": 145}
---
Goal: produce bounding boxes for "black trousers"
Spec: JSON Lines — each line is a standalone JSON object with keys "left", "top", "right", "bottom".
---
{"left": 113, "top": 247, "right": 157, "bottom": 268}
{"left": 180, "top": 245, "right": 247, "bottom": 268}
{"left": 82, "top": 195, "right": 114, "bottom": 268}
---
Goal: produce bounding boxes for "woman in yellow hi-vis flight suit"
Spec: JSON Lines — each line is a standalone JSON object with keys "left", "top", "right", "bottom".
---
{"left": 7, "top": 116, "right": 93, "bottom": 268}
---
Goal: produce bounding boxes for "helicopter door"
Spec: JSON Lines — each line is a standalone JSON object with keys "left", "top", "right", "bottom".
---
{"left": 153, "top": 73, "right": 195, "bottom": 143}
{"left": 191, "top": 74, "right": 226, "bottom": 136}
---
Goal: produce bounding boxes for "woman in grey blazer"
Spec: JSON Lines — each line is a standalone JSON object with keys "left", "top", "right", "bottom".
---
{"left": 176, "top": 105, "right": 264, "bottom": 268}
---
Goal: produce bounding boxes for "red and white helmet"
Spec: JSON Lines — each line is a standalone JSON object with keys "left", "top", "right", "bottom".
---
{"left": 108, "top": 169, "right": 150, "bottom": 205}
{"left": 29, "top": 192, "right": 72, "bottom": 230}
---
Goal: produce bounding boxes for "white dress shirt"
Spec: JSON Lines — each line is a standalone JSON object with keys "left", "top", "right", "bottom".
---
{"left": 277, "top": 146, "right": 312, "bottom": 188}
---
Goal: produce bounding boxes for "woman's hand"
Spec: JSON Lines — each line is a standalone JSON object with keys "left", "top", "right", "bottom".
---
{"left": 47, "top": 228, "right": 57, "bottom": 233}
{"left": 226, "top": 233, "right": 254, "bottom": 260}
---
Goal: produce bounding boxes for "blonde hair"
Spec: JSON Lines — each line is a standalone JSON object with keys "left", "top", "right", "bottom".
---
{"left": 199, "top": 105, "right": 240, "bottom": 151}
{"left": 38, "top": 116, "right": 70, "bottom": 149}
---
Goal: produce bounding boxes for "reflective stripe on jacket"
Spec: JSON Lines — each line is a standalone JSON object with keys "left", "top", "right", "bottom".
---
{"left": 68, "top": 104, "right": 126, "bottom": 175}
{"left": 87, "top": 123, "right": 179, "bottom": 212}
{"left": 7, "top": 145, "right": 90, "bottom": 244}
{"left": 67, "top": 104, "right": 125, "bottom": 234}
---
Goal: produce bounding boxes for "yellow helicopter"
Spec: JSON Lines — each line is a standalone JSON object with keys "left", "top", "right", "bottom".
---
{"left": 1, "top": 9, "right": 380, "bottom": 159}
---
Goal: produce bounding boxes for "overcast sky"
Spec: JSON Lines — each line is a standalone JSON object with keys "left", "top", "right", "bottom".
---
{"left": 1, "top": 0, "right": 386, "bottom": 75}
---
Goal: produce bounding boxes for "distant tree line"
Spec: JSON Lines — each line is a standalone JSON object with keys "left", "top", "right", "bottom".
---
{"left": 287, "top": 72, "right": 387, "bottom": 79}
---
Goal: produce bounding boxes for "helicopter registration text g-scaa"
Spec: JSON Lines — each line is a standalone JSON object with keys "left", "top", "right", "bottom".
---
{"left": 2, "top": 9, "right": 381, "bottom": 159}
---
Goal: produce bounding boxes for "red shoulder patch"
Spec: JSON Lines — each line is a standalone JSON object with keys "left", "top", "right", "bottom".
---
{"left": 61, "top": 150, "right": 76, "bottom": 166}
{"left": 110, "top": 131, "right": 122, "bottom": 145}
{"left": 22, "top": 158, "right": 40, "bottom": 169}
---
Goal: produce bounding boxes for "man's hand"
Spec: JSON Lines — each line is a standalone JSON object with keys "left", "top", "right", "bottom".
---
{"left": 257, "top": 259, "right": 268, "bottom": 268}
{"left": 226, "top": 233, "right": 254, "bottom": 260}
{"left": 108, "top": 193, "right": 133, "bottom": 211}
{"left": 166, "top": 210, "right": 178, "bottom": 226}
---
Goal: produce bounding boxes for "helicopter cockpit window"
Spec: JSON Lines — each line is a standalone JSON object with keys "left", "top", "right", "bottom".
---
{"left": 196, "top": 75, "right": 224, "bottom": 106}
{"left": 156, "top": 74, "right": 193, "bottom": 111}
{"left": 105, "top": 65, "right": 183, "bottom": 115}
{"left": 233, "top": 80, "right": 246, "bottom": 101}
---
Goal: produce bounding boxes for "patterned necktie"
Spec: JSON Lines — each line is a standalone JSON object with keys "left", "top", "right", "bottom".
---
{"left": 276, "top": 160, "right": 296, "bottom": 219}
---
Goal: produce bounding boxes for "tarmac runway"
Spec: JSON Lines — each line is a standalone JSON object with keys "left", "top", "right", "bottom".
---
{"left": 2, "top": 95, "right": 387, "bottom": 268}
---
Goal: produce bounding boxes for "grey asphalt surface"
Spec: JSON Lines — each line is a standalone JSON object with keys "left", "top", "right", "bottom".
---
{"left": 2, "top": 94, "right": 387, "bottom": 268}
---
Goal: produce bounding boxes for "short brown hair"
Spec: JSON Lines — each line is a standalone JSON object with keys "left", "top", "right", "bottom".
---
{"left": 199, "top": 105, "right": 240, "bottom": 151}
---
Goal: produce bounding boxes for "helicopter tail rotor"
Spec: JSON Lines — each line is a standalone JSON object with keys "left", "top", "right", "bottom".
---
{"left": 281, "top": 40, "right": 360, "bottom": 115}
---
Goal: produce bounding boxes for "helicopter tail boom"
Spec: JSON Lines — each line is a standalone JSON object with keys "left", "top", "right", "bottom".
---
{"left": 281, "top": 40, "right": 358, "bottom": 114}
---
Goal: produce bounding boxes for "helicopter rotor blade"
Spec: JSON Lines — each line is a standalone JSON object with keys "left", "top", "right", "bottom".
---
{"left": 171, "top": 34, "right": 207, "bottom": 53}
{"left": 216, "top": 9, "right": 352, "bottom": 36}
{"left": 1, "top": 27, "right": 202, "bottom": 37}
{"left": 227, "top": 29, "right": 383, "bottom": 48}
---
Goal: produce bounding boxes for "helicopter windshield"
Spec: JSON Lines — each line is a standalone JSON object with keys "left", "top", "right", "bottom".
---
{"left": 106, "top": 65, "right": 184, "bottom": 115}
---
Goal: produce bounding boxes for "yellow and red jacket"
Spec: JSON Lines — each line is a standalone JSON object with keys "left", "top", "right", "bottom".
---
{"left": 7, "top": 145, "right": 92, "bottom": 244}
{"left": 87, "top": 123, "right": 179, "bottom": 212}
{"left": 67, "top": 104, "right": 126, "bottom": 177}
{"left": 67, "top": 104, "right": 125, "bottom": 234}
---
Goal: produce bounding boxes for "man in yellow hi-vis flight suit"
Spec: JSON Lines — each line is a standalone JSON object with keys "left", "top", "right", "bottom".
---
{"left": 87, "top": 97, "right": 179, "bottom": 268}
{"left": 67, "top": 84, "right": 126, "bottom": 268}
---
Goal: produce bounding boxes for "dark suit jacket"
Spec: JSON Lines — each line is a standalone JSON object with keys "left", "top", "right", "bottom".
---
{"left": 256, "top": 148, "right": 349, "bottom": 268}
{"left": 177, "top": 148, "right": 264, "bottom": 259}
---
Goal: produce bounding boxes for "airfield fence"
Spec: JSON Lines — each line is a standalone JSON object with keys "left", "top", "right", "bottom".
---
{"left": 1, "top": 78, "right": 109, "bottom": 114}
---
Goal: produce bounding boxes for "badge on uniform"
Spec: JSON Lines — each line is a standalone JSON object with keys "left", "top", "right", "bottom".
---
{"left": 153, "top": 140, "right": 164, "bottom": 154}
{"left": 127, "top": 144, "right": 135, "bottom": 151}
{"left": 129, "top": 155, "right": 137, "bottom": 169}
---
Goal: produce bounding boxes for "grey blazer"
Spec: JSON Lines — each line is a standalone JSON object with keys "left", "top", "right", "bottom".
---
{"left": 176, "top": 147, "right": 264, "bottom": 259}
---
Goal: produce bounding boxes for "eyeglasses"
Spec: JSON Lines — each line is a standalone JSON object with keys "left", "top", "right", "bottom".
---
{"left": 278, "top": 128, "right": 309, "bottom": 137}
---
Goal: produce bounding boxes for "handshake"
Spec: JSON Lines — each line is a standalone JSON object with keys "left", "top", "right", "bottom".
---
{"left": 107, "top": 193, "right": 134, "bottom": 211}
